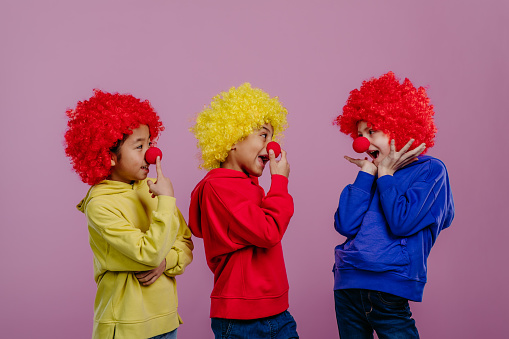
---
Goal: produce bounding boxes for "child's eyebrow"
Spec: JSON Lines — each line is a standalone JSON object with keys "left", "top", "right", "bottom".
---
{"left": 260, "top": 126, "right": 272, "bottom": 134}
{"left": 131, "top": 137, "right": 147, "bottom": 144}
{"left": 358, "top": 126, "right": 371, "bottom": 133}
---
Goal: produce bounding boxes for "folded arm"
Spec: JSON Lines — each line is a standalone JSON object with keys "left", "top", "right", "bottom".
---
{"left": 208, "top": 175, "right": 294, "bottom": 249}
{"left": 87, "top": 195, "right": 180, "bottom": 271}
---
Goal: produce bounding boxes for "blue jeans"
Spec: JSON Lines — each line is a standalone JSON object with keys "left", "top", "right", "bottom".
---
{"left": 150, "top": 328, "right": 177, "bottom": 339}
{"left": 334, "top": 289, "right": 419, "bottom": 339}
{"left": 211, "top": 310, "right": 299, "bottom": 339}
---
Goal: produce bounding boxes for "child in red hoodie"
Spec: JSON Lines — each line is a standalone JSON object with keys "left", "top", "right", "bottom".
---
{"left": 189, "top": 83, "right": 298, "bottom": 338}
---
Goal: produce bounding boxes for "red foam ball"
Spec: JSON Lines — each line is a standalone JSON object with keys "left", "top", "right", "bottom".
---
{"left": 352, "top": 137, "right": 370, "bottom": 153}
{"left": 145, "top": 147, "right": 163, "bottom": 164}
{"left": 266, "top": 141, "right": 281, "bottom": 158}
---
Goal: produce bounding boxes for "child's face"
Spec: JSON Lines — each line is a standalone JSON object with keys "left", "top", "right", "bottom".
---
{"left": 109, "top": 124, "right": 151, "bottom": 184}
{"left": 357, "top": 121, "right": 391, "bottom": 167}
{"left": 223, "top": 124, "right": 273, "bottom": 177}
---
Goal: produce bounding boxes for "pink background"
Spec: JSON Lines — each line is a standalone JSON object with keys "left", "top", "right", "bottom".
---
{"left": 1, "top": 1, "right": 507, "bottom": 338}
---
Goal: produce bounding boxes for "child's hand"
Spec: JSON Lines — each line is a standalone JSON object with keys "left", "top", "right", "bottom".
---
{"left": 377, "top": 139, "right": 426, "bottom": 177}
{"left": 135, "top": 259, "right": 166, "bottom": 286}
{"left": 147, "top": 156, "right": 175, "bottom": 197}
{"left": 344, "top": 156, "right": 378, "bottom": 176}
{"left": 269, "top": 149, "right": 290, "bottom": 178}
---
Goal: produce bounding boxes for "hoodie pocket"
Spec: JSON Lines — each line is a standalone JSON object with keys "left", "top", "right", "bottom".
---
{"left": 335, "top": 211, "right": 409, "bottom": 274}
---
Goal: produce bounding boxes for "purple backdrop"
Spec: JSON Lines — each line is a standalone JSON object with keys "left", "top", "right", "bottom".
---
{"left": 1, "top": 1, "right": 508, "bottom": 338}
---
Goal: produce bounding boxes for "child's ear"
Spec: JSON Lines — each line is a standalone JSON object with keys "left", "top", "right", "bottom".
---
{"left": 110, "top": 153, "right": 117, "bottom": 167}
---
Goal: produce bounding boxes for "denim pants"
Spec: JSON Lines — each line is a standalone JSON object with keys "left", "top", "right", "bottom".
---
{"left": 150, "top": 328, "right": 177, "bottom": 339}
{"left": 211, "top": 310, "right": 299, "bottom": 339}
{"left": 334, "top": 289, "right": 419, "bottom": 339}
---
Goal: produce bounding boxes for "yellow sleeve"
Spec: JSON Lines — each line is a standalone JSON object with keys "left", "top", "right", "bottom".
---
{"left": 87, "top": 195, "right": 180, "bottom": 271}
{"left": 164, "top": 209, "right": 194, "bottom": 277}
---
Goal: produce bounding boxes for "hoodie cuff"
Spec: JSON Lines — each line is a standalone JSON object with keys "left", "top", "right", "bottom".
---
{"left": 165, "top": 249, "right": 179, "bottom": 270}
{"left": 352, "top": 171, "right": 375, "bottom": 193}
{"left": 376, "top": 175, "right": 396, "bottom": 194}
{"left": 156, "top": 195, "right": 177, "bottom": 215}
{"left": 270, "top": 174, "right": 289, "bottom": 194}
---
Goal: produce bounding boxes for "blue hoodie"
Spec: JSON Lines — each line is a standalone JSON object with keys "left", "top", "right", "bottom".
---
{"left": 333, "top": 155, "right": 454, "bottom": 302}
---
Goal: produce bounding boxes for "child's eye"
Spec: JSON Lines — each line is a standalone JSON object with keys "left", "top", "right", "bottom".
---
{"left": 137, "top": 145, "right": 143, "bottom": 149}
{"left": 369, "top": 130, "right": 375, "bottom": 135}
{"left": 149, "top": 142, "right": 153, "bottom": 147}
{"left": 261, "top": 133, "right": 267, "bottom": 138}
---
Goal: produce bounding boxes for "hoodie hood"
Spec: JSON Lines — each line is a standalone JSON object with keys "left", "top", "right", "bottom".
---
{"left": 188, "top": 168, "right": 258, "bottom": 238}
{"left": 402, "top": 154, "right": 433, "bottom": 169}
{"left": 77, "top": 179, "right": 147, "bottom": 214}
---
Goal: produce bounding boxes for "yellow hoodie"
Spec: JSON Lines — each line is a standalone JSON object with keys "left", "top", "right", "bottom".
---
{"left": 77, "top": 179, "right": 193, "bottom": 339}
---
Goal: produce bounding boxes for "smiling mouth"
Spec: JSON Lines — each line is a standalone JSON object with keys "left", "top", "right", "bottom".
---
{"left": 141, "top": 165, "right": 149, "bottom": 170}
{"left": 367, "top": 150, "right": 379, "bottom": 159}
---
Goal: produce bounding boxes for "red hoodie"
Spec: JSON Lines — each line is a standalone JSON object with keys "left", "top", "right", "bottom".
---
{"left": 188, "top": 168, "right": 294, "bottom": 319}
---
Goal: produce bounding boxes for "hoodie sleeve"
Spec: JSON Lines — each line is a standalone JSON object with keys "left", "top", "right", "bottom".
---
{"left": 207, "top": 174, "right": 294, "bottom": 249}
{"left": 334, "top": 171, "right": 375, "bottom": 238}
{"left": 376, "top": 159, "right": 450, "bottom": 237}
{"left": 86, "top": 195, "right": 180, "bottom": 270}
{"left": 164, "top": 209, "right": 194, "bottom": 277}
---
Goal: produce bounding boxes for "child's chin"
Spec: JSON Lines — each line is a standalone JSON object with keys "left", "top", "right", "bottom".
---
{"left": 373, "top": 156, "right": 385, "bottom": 167}
{"left": 251, "top": 171, "right": 263, "bottom": 178}
{"left": 247, "top": 168, "right": 264, "bottom": 177}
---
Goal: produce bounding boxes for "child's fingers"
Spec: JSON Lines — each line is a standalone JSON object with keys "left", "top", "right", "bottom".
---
{"left": 143, "top": 275, "right": 158, "bottom": 286}
{"left": 140, "top": 275, "right": 153, "bottom": 284}
{"left": 399, "top": 139, "right": 415, "bottom": 154}
{"left": 280, "top": 149, "right": 287, "bottom": 161}
{"left": 401, "top": 143, "right": 425, "bottom": 162}
{"left": 390, "top": 139, "right": 396, "bottom": 153}
{"left": 344, "top": 156, "right": 360, "bottom": 164}
{"left": 344, "top": 156, "right": 356, "bottom": 164}
{"left": 147, "top": 180, "right": 156, "bottom": 198}
{"left": 268, "top": 149, "right": 276, "bottom": 162}
{"left": 344, "top": 156, "right": 367, "bottom": 168}
{"left": 135, "top": 271, "right": 150, "bottom": 280}
{"left": 408, "top": 147, "right": 424, "bottom": 159}
{"left": 155, "top": 156, "right": 164, "bottom": 178}
{"left": 401, "top": 145, "right": 425, "bottom": 165}
{"left": 413, "top": 143, "right": 426, "bottom": 156}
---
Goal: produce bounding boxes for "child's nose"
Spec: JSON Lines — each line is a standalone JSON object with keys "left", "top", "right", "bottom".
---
{"left": 145, "top": 147, "right": 163, "bottom": 164}
{"left": 353, "top": 136, "right": 370, "bottom": 153}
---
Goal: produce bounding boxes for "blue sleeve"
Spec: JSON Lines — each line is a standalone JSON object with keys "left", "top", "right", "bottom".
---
{"left": 377, "top": 160, "right": 448, "bottom": 237}
{"left": 334, "top": 171, "right": 375, "bottom": 238}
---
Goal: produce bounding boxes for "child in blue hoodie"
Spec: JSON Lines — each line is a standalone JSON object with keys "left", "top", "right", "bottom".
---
{"left": 332, "top": 72, "right": 454, "bottom": 338}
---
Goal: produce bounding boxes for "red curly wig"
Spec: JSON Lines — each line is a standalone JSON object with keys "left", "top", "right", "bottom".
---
{"left": 64, "top": 90, "right": 164, "bottom": 185}
{"left": 334, "top": 72, "right": 436, "bottom": 154}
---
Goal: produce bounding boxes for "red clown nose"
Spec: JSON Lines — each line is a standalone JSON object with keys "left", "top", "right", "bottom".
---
{"left": 266, "top": 141, "right": 281, "bottom": 158}
{"left": 145, "top": 147, "right": 163, "bottom": 164}
{"left": 352, "top": 137, "right": 370, "bottom": 153}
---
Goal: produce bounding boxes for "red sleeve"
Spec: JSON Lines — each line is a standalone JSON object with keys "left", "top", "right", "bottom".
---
{"left": 207, "top": 174, "right": 294, "bottom": 249}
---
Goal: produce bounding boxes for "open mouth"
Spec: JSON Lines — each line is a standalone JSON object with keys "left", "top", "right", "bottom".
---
{"left": 258, "top": 155, "right": 269, "bottom": 165}
{"left": 141, "top": 165, "right": 149, "bottom": 170}
{"left": 367, "top": 150, "right": 379, "bottom": 160}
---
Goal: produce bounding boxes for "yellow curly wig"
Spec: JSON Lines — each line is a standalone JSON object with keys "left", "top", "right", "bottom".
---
{"left": 191, "top": 83, "right": 288, "bottom": 170}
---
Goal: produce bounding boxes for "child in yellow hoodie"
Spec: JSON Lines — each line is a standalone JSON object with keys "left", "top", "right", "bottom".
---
{"left": 65, "top": 90, "right": 193, "bottom": 339}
